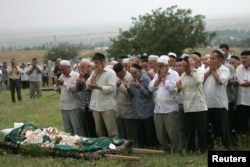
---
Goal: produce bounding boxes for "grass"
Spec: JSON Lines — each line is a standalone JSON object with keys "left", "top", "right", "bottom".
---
{"left": 0, "top": 89, "right": 209, "bottom": 166}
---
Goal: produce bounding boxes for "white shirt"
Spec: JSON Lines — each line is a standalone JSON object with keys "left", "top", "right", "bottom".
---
{"left": 86, "top": 66, "right": 117, "bottom": 112}
{"left": 116, "top": 71, "right": 134, "bottom": 119}
{"left": 20, "top": 68, "right": 29, "bottom": 81}
{"left": 148, "top": 68, "right": 179, "bottom": 113}
{"left": 27, "top": 64, "right": 42, "bottom": 82}
{"left": 204, "top": 65, "right": 230, "bottom": 110}
{"left": 235, "top": 64, "right": 250, "bottom": 106}
{"left": 54, "top": 70, "right": 79, "bottom": 110}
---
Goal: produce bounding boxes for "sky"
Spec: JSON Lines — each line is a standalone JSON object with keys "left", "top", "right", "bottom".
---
{"left": 0, "top": 0, "right": 250, "bottom": 34}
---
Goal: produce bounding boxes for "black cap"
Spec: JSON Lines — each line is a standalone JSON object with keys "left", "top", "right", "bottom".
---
{"left": 240, "top": 51, "right": 250, "bottom": 56}
{"left": 113, "top": 63, "right": 123, "bottom": 73}
{"left": 131, "top": 63, "right": 142, "bottom": 70}
{"left": 140, "top": 56, "right": 148, "bottom": 62}
{"left": 192, "top": 52, "right": 201, "bottom": 57}
{"left": 230, "top": 56, "right": 240, "bottom": 61}
{"left": 92, "top": 53, "right": 106, "bottom": 60}
{"left": 119, "top": 55, "right": 128, "bottom": 59}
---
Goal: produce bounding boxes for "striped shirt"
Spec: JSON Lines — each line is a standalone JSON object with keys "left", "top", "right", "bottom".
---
{"left": 180, "top": 70, "right": 207, "bottom": 112}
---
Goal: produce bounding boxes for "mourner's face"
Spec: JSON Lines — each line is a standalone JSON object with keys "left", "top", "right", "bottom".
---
{"left": 79, "top": 62, "right": 90, "bottom": 75}
{"left": 229, "top": 58, "right": 240, "bottom": 69}
{"left": 241, "top": 55, "right": 250, "bottom": 69}
{"left": 210, "top": 52, "right": 222, "bottom": 64}
{"left": 130, "top": 68, "right": 141, "bottom": 80}
{"left": 59, "top": 65, "right": 70, "bottom": 75}
{"left": 92, "top": 59, "right": 105, "bottom": 73}
{"left": 148, "top": 60, "right": 157, "bottom": 69}
{"left": 175, "top": 62, "right": 184, "bottom": 75}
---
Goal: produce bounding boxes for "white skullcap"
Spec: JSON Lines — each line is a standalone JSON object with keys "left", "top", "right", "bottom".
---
{"left": 181, "top": 53, "right": 190, "bottom": 58}
{"left": 111, "top": 60, "right": 118, "bottom": 65}
{"left": 123, "top": 58, "right": 129, "bottom": 64}
{"left": 148, "top": 55, "right": 159, "bottom": 61}
{"left": 60, "top": 60, "right": 71, "bottom": 66}
{"left": 157, "top": 56, "right": 169, "bottom": 65}
{"left": 168, "top": 52, "right": 177, "bottom": 58}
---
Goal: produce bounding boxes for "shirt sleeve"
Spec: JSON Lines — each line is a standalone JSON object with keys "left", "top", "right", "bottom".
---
{"left": 164, "top": 72, "right": 179, "bottom": 91}
{"left": 101, "top": 71, "right": 116, "bottom": 95}
{"left": 148, "top": 73, "right": 158, "bottom": 92}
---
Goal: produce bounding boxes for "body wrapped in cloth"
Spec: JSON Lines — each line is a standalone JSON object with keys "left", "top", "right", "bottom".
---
{"left": 0, "top": 123, "right": 133, "bottom": 160}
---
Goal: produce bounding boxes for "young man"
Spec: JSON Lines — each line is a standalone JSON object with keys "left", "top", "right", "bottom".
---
{"left": 86, "top": 53, "right": 118, "bottom": 138}
{"left": 177, "top": 55, "right": 208, "bottom": 153}
{"left": 234, "top": 51, "right": 250, "bottom": 135}
{"left": 113, "top": 63, "right": 137, "bottom": 145}
{"left": 204, "top": 49, "right": 230, "bottom": 150}
{"left": 7, "top": 59, "right": 22, "bottom": 103}
{"left": 26, "top": 58, "right": 42, "bottom": 99}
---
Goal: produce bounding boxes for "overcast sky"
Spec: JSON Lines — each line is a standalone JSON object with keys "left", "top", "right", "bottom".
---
{"left": 1, "top": 0, "right": 250, "bottom": 33}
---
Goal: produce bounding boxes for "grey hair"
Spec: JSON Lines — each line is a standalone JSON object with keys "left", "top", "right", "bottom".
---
{"left": 81, "top": 58, "right": 91, "bottom": 65}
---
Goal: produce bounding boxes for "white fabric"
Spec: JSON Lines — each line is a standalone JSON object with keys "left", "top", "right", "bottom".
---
{"left": 157, "top": 56, "right": 169, "bottom": 65}
{"left": 27, "top": 64, "right": 42, "bottom": 82}
{"left": 148, "top": 68, "right": 179, "bottom": 113}
{"left": 60, "top": 60, "right": 70, "bottom": 66}
{"left": 54, "top": 70, "right": 80, "bottom": 110}
{"left": 86, "top": 66, "right": 117, "bottom": 111}
{"left": 20, "top": 67, "right": 29, "bottom": 81}
{"left": 236, "top": 64, "right": 250, "bottom": 106}
{"left": 204, "top": 65, "right": 230, "bottom": 110}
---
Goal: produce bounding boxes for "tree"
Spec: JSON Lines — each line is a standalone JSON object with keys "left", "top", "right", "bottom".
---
{"left": 43, "top": 43, "right": 79, "bottom": 63}
{"left": 107, "top": 6, "right": 216, "bottom": 58}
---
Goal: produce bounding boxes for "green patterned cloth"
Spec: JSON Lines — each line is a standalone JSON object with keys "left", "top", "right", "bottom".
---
{"left": 4, "top": 123, "right": 124, "bottom": 152}
{"left": 4, "top": 123, "right": 38, "bottom": 143}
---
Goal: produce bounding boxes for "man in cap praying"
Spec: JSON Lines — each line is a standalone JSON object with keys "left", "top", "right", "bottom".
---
{"left": 54, "top": 60, "right": 85, "bottom": 136}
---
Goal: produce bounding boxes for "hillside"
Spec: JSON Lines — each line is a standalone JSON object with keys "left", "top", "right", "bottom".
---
{"left": 0, "top": 49, "right": 107, "bottom": 64}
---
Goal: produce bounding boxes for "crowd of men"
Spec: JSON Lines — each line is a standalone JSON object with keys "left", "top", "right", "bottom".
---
{"left": 0, "top": 58, "right": 57, "bottom": 102}
{"left": 52, "top": 43, "right": 250, "bottom": 153}
{"left": 1, "top": 43, "right": 249, "bottom": 153}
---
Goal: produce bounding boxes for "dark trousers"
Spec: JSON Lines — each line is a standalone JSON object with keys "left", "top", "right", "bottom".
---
{"left": 21, "top": 80, "right": 29, "bottom": 89}
{"left": 207, "top": 108, "right": 230, "bottom": 149}
{"left": 81, "top": 105, "right": 97, "bottom": 137}
{"left": 42, "top": 76, "right": 49, "bottom": 87}
{"left": 136, "top": 115, "right": 157, "bottom": 148}
{"left": 228, "top": 102, "right": 236, "bottom": 131}
{"left": 183, "top": 111, "right": 207, "bottom": 153}
{"left": 117, "top": 117, "right": 138, "bottom": 146}
{"left": 9, "top": 79, "right": 22, "bottom": 103}
{"left": 236, "top": 105, "right": 250, "bottom": 134}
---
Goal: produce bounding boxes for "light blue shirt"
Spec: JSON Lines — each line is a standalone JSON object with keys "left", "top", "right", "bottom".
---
{"left": 129, "top": 73, "right": 154, "bottom": 119}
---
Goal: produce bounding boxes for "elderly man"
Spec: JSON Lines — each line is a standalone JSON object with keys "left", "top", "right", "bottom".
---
{"left": 86, "top": 53, "right": 118, "bottom": 138}
{"left": 234, "top": 51, "right": 250, "bottom": 136}
{"left": 26, "top": 58, "right": 42, "bottom": 99}
{"left": 113, "top": 63, "right": 137, "bottom": 144}
{"left": 76, "top": 58, "right": 97, "bottom": 137}
{"left": 149, "top": 56, "right": 181, "bottom": 151}
{"left": 126, "top": 63, "right": 156, "bottom": 147}
{"left": 147, "top": 55, "right": 159, "bottom": 79}
{"left": 54, "top": 60, "right": 84, "bottom": 136}
{"left": 204, "top": 49, "right": 230, "bottom": 150}
{"left": 177, "top": 56, "right": 208, "bottom": 153}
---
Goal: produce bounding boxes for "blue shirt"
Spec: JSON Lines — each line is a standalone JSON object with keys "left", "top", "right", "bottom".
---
{"left": 129, "top": 73, "right": 154, "bottom": 119}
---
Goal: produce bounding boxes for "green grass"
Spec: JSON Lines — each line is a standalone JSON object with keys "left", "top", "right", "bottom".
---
{"left": 0, "top": 89, "right": 208, "bottom": 166}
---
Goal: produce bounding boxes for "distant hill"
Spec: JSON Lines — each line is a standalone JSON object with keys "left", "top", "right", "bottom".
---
{"left": 205, "top": 16, "right": 250, "bottom": 31}
{"left": 0, "top": 16, "right": 250, "bottom": 50}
